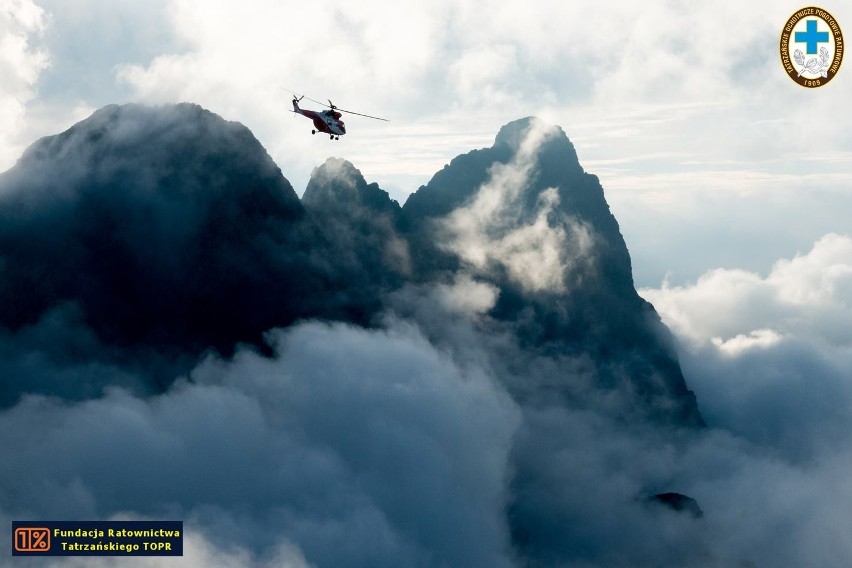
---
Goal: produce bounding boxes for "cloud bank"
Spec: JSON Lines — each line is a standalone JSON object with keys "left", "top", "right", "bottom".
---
{"left": 8, "top": 302, "right": 852, "bottom": 567}
{"left": 634, "top": 234, "right": 852, "bottom": 566}
{"left": 1, "top": 320, "right": 521, "bottom": 567}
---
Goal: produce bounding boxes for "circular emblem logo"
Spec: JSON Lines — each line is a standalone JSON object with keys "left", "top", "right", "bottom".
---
{"left": 780, "top": 7, "right": 844, "bottom": 87}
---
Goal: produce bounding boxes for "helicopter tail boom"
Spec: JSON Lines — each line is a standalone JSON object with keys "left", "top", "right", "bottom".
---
{"left": 292, "top": 95, "right": 305, "bottom": 114}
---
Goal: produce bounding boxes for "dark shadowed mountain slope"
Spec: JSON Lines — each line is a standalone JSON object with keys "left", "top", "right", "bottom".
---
{"left": 0, "top": 104, "right": 317, "bottom": 352}
{"left": 302, "top": 157, "right": 409, "bottom": 286}
{"left": 0, "top": 104, "right": 345, "bottom": 403}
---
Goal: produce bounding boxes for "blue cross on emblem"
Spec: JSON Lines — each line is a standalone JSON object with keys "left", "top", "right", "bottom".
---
{"left": 795, "top": 19, "right": 829, "bottom": 54}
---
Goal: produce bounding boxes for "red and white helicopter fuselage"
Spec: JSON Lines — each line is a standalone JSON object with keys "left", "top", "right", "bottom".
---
{"left": 292, "top": 98, "right": 346, "bottom": 139}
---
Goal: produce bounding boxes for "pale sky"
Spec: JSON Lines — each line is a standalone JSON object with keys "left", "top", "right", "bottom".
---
{"left": 2, "top": 0, "right": 851, "bottom": 286}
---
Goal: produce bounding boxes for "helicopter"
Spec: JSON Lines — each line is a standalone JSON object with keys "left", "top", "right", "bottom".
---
{"left": 289, "top": 93, "right": 388, "bottom": 140}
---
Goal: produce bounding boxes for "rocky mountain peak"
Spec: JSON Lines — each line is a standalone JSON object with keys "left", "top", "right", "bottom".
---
{"left": 401, "top": 116, "right": 703, "bottom": 427}
{"left": 303, "top": 157, "right": 400, "bottom": 216}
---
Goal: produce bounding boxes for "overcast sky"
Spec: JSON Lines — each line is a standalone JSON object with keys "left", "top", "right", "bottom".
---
{"left": 3, "top": 0, "right": 851, "bottom": 287}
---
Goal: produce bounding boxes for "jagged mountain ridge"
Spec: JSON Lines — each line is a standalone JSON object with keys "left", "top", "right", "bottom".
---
{"left": 308, "top": 117, "right": 703, "bottom": 427}
{"left": 0, "top": 103, "right": 702, "bottom": 428}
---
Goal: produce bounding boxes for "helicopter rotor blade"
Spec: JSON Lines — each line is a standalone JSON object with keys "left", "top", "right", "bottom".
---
{"left": 302, "top": 94, "right": 330, "bottom": 107}
{"left": 334, "top": 107, "right": 389, "bottom": 121}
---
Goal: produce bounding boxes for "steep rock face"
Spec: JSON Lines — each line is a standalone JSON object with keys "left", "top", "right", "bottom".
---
{"left": 302, "top": 157, "right": 408, "bottom": 281}
{"left": 402, "top": 117, "right": 703, "bottom": 427}
{"left": 303, "top": 157, "right": 401, "bottom": 218}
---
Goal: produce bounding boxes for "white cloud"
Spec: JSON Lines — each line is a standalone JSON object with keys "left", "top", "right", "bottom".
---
{"left": 711, "top": 328, "right": 783, "bottom": 356}
{"left": 430, "top": 275, "right": 500, "bottom": 316}
{"left": 0, "top": 0, "right": 48, "bottom": 169}
{"left": 625, "top": 234, "right": 852, "bottom": 566}
{"left": 439, "top": 119, "right": 595, "bottom": 294}
{"left": 640, "top": 234, "right": 852, "bottom": 468}
{"left": 448, "top": 44, "right": 519, "bottom": 106}
{"left": 769, "top": 233, "right": 852, "bottom": 306}
{"left": 0, "top": 320, "right": 520, "bottom": 567}
{"left": 641, "top": 233, "right": 852, "bottom": 348}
